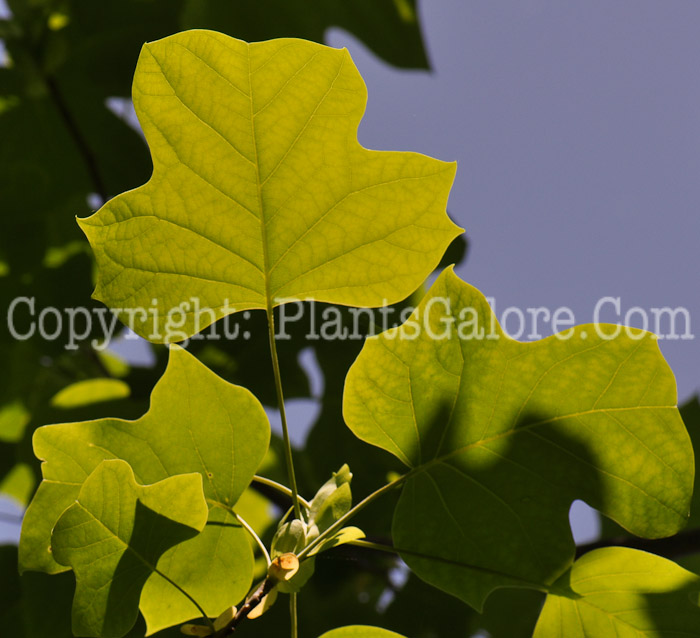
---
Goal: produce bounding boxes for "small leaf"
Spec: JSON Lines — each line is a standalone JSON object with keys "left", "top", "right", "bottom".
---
{"left": 180, "top": 624, "right": 212, "bottom": 637}
{"left": 0, "top": 461, "right": 34, "bottom": 506}
{"left": 343, "top": 267, "right": 693, "bottom": 609}
{"left": 213, "top": 606, "right": 237, "bottom": 631}
{"left": 247, "top": 588, "right": 278, "bottom": 620}
{"left": 534, "top": 548, "right": 700, "bottom": 637}
{"left": 50, "top": 378, "right": 130, "bottom": 409}
{"left": 51, "top": 459, "right": 208, "bottom": 638}
{"left": 78, "top": 30, "right": 460, "bottom": 343}
{"left": 0, "top": 398, "right": 30, "bottom": 443}
{"left": 308, "top": 464, "right": 353, "bottom": 533}
{"left": 306, "top": 526, "right": 365, "bottom": 557}
{"left": 318, "top": 627, "right": 407, "bottom": 638}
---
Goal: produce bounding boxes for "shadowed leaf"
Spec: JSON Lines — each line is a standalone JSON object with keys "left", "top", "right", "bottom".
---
{"left": 344, "top": 267, "right": 692, "bottom": 609}
{"left": 51, "top": 459, "right": 208, "bottom": 638}
{"left": 21, "top": 346, "right": 268, "bottom": 631}
{"left": 534, "top": 548, "right": 700, "bottom": 637}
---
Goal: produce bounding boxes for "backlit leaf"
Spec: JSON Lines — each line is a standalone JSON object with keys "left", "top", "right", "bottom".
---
{"left": 50, "top": 378, "right": 130, "bottom": 409}
{"left": 343, "top": 267, "right": 692, "bottom": 610}
{"left": 318, "top": 627, "right": 406, "bottom": 638}
{"left": 139, "top": 507, "right": 253, "bottom": 636}
{"left": 21, "top": 345, "right": 268, "bottom": 629}
{"left": 51, "top": 459, "right": 208, "bottom": 638}
{"left": 534, "top": 548, "right": 700, "bottom": 637}
{"left": 78, "top": 30, "right": 460, "bottom": 343}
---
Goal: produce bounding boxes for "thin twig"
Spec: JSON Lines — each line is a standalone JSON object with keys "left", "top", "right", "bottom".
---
{"left": 576, "top": 527, "right": 700, "bottom": 560}
{"left": 45, "top": 76, "right": 108, "bottom": 202}
{"left": 213, "top": 578, "right": 275, "bottom": 637}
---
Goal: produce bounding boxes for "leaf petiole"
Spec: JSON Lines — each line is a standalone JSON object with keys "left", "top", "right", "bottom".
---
{"left": 265, "top": 307, "right": 303, "bottom": 521}
{"left": 252, "top": 475, "right": 312, "bottom": 511}
{"left": 233, "top": 511, "right": 272, "bottom": 567}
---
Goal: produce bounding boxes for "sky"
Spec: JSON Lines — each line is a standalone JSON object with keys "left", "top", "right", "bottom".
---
{"left": 4, "top": 0, "right": 700, "bottom": 549}
{"left": 329, "top": 0, "right": 700, "bottom": 401}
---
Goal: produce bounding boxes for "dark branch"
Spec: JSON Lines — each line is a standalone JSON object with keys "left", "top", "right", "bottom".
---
{"left": 575, "top": 527, "right": 700, "bottom": 561}
{"left": 325, "top": 529, "right": 700, "bottom": 566}
{"left": 213, "top": 578, "right": 275, "bottom": 637}
{"left": 45, "top": 76, "right": 108, "bottom": 202}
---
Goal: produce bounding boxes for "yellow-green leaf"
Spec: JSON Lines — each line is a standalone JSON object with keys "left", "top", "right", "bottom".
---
{"left": 534, "top": 548, "right": 700, "bottom": 637}
{"left": 78, "top": 30, "right": 460, "bottom": 343}
{"left": 20, "top": 345, "right": 268, "bottom": 630}
{"left": 50, "top": 378, "right": 130, "bottom": 409}
{"left": 139, "top": 507, "right": 252, "bottom": 636}
{"left": 343, "top": 267, "right": 693, "bottom": 610}
{"left": 318, "top": 627, "right": 406, "bottom": 638}
{"left": 306, "top": 526, "right": 365, "bottom": 557}
{"left": 51, "top": 460, "right": 208, "bottom": 638}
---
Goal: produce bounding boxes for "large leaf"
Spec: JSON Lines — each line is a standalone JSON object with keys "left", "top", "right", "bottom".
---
{"left": 51, "top": 459, "right": 208, "bottom": 638}
{"left": 534, "top": 547, "right": 700, "bottom": 637}
{"left": 318, "top": 627, "right": 406, "bottom": 638}
{"left": 78, "top": 30, "right": 460, "bottom": 343}
{"left": 343, "top": 267, "right": 692, "bottom": 610}
{"left": 20, "top": 345, "right": 268, "bottom": 630}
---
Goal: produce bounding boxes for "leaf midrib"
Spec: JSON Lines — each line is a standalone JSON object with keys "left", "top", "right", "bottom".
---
{"left": 246, "top": 46, "right": 271, "bottom": 313}
{"left": 70, "top": 499, "right": 201, "bottom": 615}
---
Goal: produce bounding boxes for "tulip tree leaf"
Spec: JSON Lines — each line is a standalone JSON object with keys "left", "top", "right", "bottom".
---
{"left": 318, "top": 627, "right": 407, "bottom": 638}
{"left": 343, "top": 267, "right": 692, "bottom": 610}
{"left": 78, "top": 30, "right": 460, "bottom": 343}
{"left": 51, "top": 459, "right": 209, "bottom": 638}
{"left": 139, "top": 507, "right": 253, "bottom": 636}
{"left": 534, "top": 548, "right": 700, "bottom": 637}
{"left": 20, "top": 345, "right": 268, "bottom": 629}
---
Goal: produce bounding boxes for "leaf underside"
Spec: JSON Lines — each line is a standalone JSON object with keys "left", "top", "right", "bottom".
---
{"left": 51, "top": 460, "right": 208, "bottom": 638}
{"left": 318, "top": 626, "right": 407, "bottom": 638}
{"left": 534, "top": 547, "right": 700, "bottom": 637}
{"left": 343, "top": 267, "right": 692, "bottom": 610}
{"left": 78, "top": 30, "right": 461, "bottom": 342}
{"left": 21, "top": 346, "right": 267, "bottom": 630}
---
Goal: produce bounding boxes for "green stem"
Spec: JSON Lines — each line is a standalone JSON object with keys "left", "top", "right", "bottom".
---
{"left": 252, "top": 475, "right": 311, "bottom": 511}
{"left": 290, "top": 592, "right": 298, "bottom": 638}
{"left": 233, "top": 512, "right": 271, "bottom": 567}
{"left": 265, "top": 307, "right": 303, "bottom": 521}
{"left": 298, "top": 473, "right": 409, "bottom": 560}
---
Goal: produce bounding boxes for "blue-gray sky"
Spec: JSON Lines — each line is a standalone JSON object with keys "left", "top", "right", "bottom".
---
{"left": 330, "top": 0, "right": 700, "bottom": 401}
